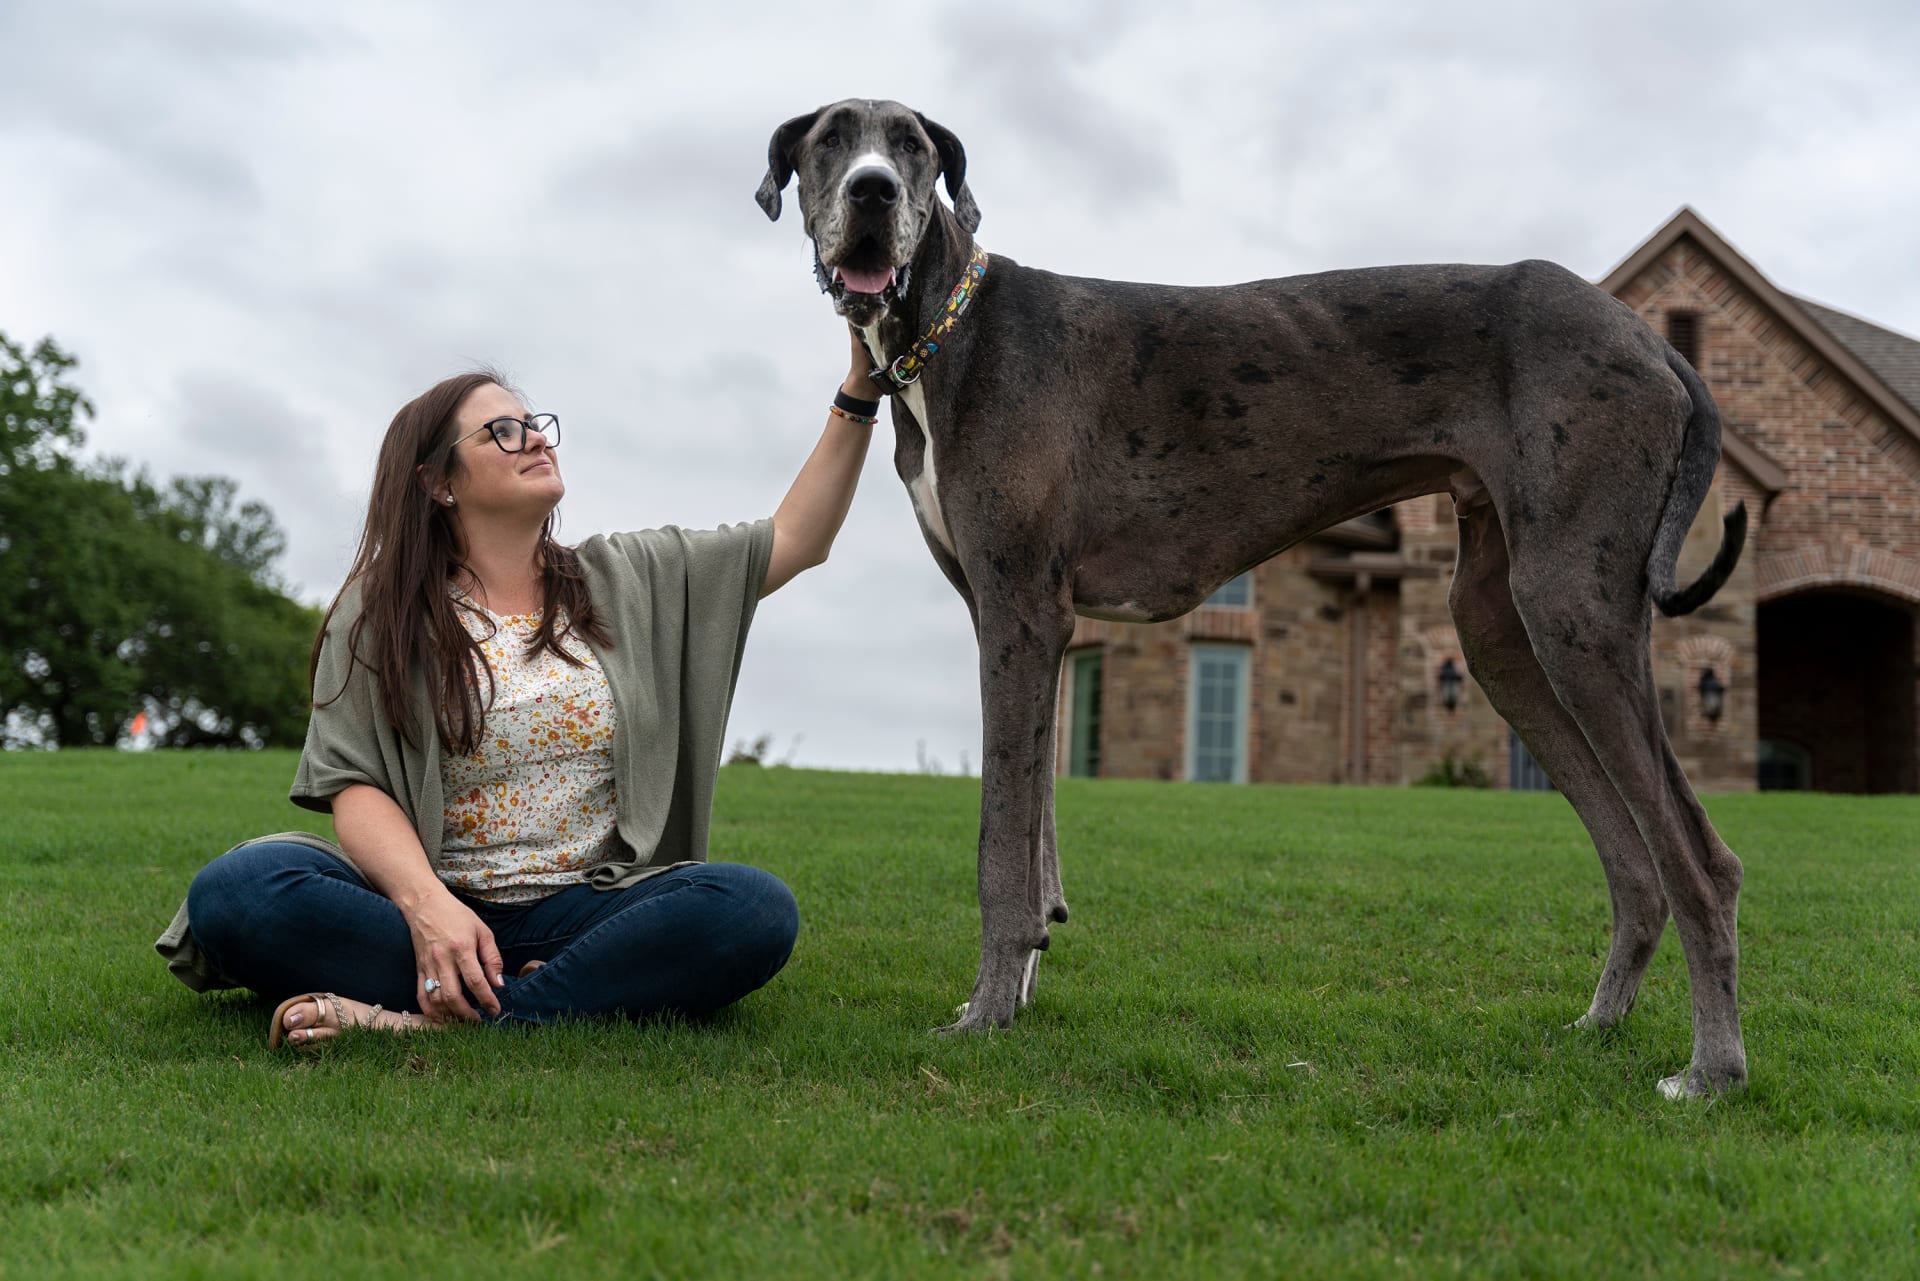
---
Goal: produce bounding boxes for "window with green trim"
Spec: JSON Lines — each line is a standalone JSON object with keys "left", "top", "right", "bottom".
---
{"left": 1067, "top": 649, "right": 1104, "bottom": 778}
{"left": 1187, "top": 643, "right": 1250, "bottom": 783}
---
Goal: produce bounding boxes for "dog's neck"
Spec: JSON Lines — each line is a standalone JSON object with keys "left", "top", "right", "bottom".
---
{"left": 864, "top": 203, "right": 978, "bottom": 376}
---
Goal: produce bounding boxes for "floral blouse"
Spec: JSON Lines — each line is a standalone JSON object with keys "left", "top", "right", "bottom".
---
{"left": 438, "top": 597, "right": 618, "bottom": 903}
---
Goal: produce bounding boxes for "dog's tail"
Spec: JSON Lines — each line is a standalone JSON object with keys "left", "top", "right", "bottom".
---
{"left": 1647, "top": 346, "right": 1747, "bottom": 617}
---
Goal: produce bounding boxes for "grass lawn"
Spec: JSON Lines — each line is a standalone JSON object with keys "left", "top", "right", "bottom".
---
{"left": 3, "top": 751, "right": 1917, "bottom": 1279}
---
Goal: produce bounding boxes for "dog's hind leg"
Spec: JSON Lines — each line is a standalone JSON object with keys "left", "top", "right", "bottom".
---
{"left": 1449, "top": 503, "right": 1667, "bottom": 1030}
{"left": 1502, "top": 543, "right": 1747, "bottom": 1097}
{"left": 1020, "top": 731, "right": 1071, "bottom": 1009}
{"left": 942, "top": 593, "right": 1076, "bottom": 1033}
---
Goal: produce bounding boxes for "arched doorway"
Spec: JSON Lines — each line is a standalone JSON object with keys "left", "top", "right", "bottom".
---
{"left": 1757, "top": 591, "right": 1918, "bottom": 793}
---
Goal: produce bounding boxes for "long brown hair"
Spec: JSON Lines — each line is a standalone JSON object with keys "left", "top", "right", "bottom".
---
{"left": 310, "top": 370, "right": 612, "bottom": 755}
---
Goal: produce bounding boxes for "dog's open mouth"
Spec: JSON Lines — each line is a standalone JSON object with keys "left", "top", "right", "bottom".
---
{"left": 820, "top": 237, "right": 908, "bottom": 304}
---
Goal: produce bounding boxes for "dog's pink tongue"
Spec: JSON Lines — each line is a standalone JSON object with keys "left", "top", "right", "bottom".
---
{"left": 836, "top": 265, "right": 895, "bottom": 294}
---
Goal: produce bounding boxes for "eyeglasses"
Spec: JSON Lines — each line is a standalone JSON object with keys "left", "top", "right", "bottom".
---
{"left": 445, "top": 413, "right": 561, "bottom": 456}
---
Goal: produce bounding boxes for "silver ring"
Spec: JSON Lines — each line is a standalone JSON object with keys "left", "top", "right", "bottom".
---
{"left": 424, "top": 978, "right": 441, "bottom": 994}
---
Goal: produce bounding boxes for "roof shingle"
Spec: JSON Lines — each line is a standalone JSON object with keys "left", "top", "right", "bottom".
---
{"left": 1792, "top": 296, "right": 1920, "bottom": 418}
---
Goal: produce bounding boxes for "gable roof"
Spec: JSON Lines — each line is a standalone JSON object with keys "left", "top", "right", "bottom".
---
{"left": 1599, "top": 207, "right": 1920, "bottom": 456}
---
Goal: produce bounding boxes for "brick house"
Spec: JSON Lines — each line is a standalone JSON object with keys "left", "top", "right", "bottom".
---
{"left": 1057, "top": 208, "right": 1920, "bottom": 793}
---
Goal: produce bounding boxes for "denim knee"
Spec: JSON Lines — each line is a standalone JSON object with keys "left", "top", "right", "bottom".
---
{"left": 185, "top": 847, "right": 256, "bottom": 958}
{"left": 709, "top": 863, "right": 800, "bottom": 974}
{"left": 185, "top": 842, "right": 327, "bottom": 962}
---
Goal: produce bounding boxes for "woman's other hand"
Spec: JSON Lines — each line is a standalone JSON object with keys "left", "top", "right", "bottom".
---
{"left": 844, "top": 326, "right": 877, "bottom": 398}
{"left": 402, "top": 889, "right": 506, "bottom": 1021}
{"left": 331, "top": 783, "right": 507, "bottom": 1021}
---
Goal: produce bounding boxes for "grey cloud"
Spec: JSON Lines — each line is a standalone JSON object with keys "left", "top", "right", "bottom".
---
{"left": 0, "top": 1, "right": 341, "bottom": 209}
{"left": 163, "top": 370, "right": 360, "bottom": 602}
{"left": 943, "top": 8, "right": 1178, "bottom": 212}
{"left": 553, "top": 122, "right": 768, "bottom": 222}
{"left": 173, "top": 371, "right": 332, "bottom": 466}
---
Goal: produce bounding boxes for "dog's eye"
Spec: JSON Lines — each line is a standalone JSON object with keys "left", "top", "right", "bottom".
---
{"left": 900, "top": 137, "right": 922, "bottom": 155}
{"left": 821, "top": 131, "right": 841, "bottom": 148}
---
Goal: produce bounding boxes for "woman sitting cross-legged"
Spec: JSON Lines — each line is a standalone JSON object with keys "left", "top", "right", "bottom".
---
{"left": 158, "top": 329, "right": 883, "bottom": 1043}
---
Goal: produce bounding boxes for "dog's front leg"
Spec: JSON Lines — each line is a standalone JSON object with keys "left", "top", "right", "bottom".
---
{"left": 940, "top": 598, "right": 1074, "bottom": 1033}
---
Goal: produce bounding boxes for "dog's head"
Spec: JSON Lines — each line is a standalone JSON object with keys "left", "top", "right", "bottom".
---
{"left": 756, "top": 99, "right": 980, "bottom": 326}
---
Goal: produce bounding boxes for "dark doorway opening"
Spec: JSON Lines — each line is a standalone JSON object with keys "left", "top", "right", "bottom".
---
{"left": 1758, "top": 592, "right": 1917, "bottom": 793}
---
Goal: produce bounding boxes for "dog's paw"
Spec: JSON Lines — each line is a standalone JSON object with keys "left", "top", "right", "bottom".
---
{"left": 934, "top": 999, "right": 1014, "bottom": 1035}
{"left": 1657, "top": 1064, "right": 1747, "bottom": 1100}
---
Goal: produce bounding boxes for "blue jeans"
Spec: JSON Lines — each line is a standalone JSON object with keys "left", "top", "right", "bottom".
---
{"left": 186, "top": 841, "right": 799, "bottom": 1024}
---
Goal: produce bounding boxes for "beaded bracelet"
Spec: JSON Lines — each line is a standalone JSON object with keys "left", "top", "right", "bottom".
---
{"left": 828, "top": 404, "right": 878, "bottom": 425}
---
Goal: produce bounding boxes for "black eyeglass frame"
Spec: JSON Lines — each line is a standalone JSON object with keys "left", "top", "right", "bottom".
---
{"left": 440, "top": 413, "right": 561, "bottom": 458}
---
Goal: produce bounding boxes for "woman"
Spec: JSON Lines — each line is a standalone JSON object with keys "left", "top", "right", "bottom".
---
{"left": 158, "top": 331, "right": 884, "bottom": 1044}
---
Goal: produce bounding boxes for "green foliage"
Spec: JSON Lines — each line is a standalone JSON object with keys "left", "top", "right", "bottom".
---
{"left": 3, "top": 756, "right": 1917, "bottom": 1277}
{"left": 0, "top": 332, "right": 91, "bottom": 474}
{"left": 1416, "top": 750, "right": 1494, "bottom": 788}
{"left": 727, "top": 732, "right": 774, "bottom": 765}
{"left": 728, "top": 732, "right": 803, "bottom": 767}
{"left": 0, "top": 332, "right": 319, "bottom": 747}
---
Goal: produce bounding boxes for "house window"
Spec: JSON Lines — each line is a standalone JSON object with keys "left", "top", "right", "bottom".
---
{"left": 1066, "top": 649, "right": 1104, "bottom": 778}
{"left": 1187, "top": 643, "right": 1250, "bottom": 782}
{"left": 1667, "top": 312, "right": 1700, "bottom": 370}
{"left": 1204, "top": 572, "right": 1253, "bottom": 608}
{"left": 1508, "top": 730, "right": 1556, "bottom": 792}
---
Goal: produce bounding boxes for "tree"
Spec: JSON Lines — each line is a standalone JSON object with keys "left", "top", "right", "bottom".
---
{"left": 0, "top": 331, "right": 319, "bottom": 748}
{"left": 129, "top": 472, "right": 289, "bottom": 589}
{"left": 0, "top": 333, "right": 90, "bottom": 475}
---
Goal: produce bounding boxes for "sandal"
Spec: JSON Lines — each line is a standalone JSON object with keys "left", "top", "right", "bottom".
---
{"left": 267, "top": 992, "right": 422, "bottom": 1048}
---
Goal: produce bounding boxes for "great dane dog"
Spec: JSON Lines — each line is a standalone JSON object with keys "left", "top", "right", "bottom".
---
{"left": 757, "top": 99, "right": 1750, "bottom": 1097}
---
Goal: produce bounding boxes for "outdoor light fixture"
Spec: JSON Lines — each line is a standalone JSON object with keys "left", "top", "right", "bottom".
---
{"left": 1697, "top": 667, "right": 1726, "bottom": 722}
{"left": 1436, "top": 657, "right": 1463, "bottom": 713}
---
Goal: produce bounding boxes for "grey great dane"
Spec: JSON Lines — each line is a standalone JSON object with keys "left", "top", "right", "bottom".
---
{"left": 757, "top": 99, "right": 1750, "bottom": 1097}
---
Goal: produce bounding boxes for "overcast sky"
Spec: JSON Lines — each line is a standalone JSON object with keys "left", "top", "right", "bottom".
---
{"left": 5, "top": 0, "right": 1917, "bottom": 770}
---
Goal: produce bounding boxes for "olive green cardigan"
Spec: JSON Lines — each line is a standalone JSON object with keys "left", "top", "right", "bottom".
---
{"left": 155, "top": 520, "right": 774, "bottom": 991}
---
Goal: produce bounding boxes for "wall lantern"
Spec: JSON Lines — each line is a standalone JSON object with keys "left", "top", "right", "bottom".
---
{"left": 1436, "top": 657, "right": 1464, "bottom": 713}
{"left": 1697, "top": 667, "right": 1726, "bottom": 723}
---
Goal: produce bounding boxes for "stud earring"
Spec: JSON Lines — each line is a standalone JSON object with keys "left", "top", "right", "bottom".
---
{"left": 444, "top": 495, "right": 455, "bottom": 507}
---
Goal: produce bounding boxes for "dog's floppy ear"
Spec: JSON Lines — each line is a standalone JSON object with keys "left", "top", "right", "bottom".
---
{"left": 916, "top": 112, "right": 981, "bottom": 233}
{"left": 755, "top": 109, "right": 821, "bottom": 222}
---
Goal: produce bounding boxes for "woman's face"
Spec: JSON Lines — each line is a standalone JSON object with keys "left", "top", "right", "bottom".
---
{"left": 441, "top": 382, "right": 564, "bottom": 519}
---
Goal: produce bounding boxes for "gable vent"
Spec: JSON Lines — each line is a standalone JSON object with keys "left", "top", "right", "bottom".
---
{"left": 1667, "top": 312, "right": 1701, "bottom": 369}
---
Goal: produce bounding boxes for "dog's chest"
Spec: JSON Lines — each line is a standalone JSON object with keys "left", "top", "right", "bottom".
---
{"left": 862, "top": 324, "right": 956, "bottom": 558}
{"left": 900, "top": 383, "right": 956, "bottom": 557}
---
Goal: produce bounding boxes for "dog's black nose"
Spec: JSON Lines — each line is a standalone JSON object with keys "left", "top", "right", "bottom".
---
{"left": 847, "top": 166, "right": 900, "bottom": 210}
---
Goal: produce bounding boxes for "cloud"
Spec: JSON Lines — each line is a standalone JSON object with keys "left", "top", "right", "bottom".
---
{"left": 0, "top": 0, "right": 341, "bottom": 209}
{"left": 164, "top": 371, "right": 360, "bottom": 601}
{"left": 942, "top": 5, "right": 1179, "bottom": 216}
